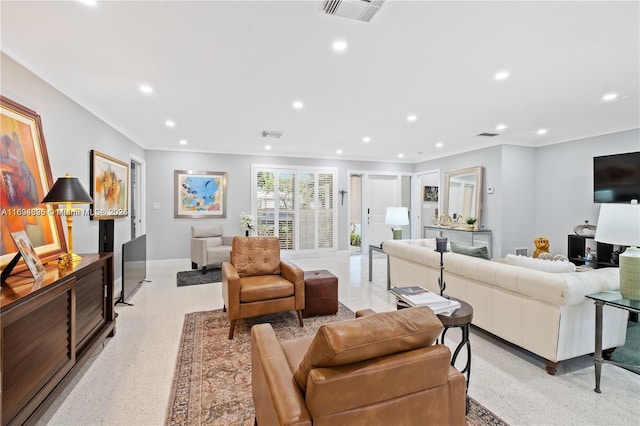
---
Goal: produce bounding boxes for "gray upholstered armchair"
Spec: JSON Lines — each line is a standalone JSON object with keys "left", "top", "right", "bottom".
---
{"left": 190, "top": 225, "right": 233, "bottom": 274}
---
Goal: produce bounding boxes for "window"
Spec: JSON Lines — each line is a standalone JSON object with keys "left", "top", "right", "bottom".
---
{"left": 253, "top": 165, "right": 337, "bottom": 252}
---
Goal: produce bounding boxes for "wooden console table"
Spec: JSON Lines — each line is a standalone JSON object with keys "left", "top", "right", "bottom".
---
{"left": 1, "top": 253, "right": 115, "bottom": 425}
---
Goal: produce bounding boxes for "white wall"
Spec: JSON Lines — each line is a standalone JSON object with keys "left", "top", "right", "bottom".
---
{"left": 1, "top": 53, "right": 146, "bottom": 280}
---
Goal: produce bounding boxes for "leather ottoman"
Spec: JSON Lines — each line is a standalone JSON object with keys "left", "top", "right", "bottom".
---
{"left": 302, "top": 270, "right": 338, "bottom": 318}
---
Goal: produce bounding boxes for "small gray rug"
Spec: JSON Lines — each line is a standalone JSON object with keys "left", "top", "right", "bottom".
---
{"left": 176, "top": 268, "right": 222, "bottom": 287}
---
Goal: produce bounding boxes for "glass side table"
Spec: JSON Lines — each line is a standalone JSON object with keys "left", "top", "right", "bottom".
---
{"left": 585, "top": 291, "right": 640, "bottom": 393}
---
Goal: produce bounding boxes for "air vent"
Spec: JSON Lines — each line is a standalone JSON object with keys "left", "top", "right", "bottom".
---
{"left": 476, "top": 132, "right": 499, "bottom": 137}
{"left": 515, "top": 247, "right": 528, "bottom": 256}
{"left": 261, "top": 130, "right": 283, "bottom": 138}
{"left": 321, "top": 0, "right": 385, "bottom": 22}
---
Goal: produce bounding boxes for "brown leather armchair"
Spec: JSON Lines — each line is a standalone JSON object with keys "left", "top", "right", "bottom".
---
{"left": 251, "top": 306, "right": 466, "bottom": 425}
{"left": 222, "top": 236, "right": 305, "bottom": 339}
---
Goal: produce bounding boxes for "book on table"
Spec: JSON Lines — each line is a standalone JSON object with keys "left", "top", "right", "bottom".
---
{"left": 389, "top": 286, "right": 461, "bottom": 316}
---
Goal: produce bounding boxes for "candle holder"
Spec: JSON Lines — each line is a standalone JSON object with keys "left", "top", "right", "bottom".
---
{"left": 435, "top": 237, "right": 448, "bottom": 297}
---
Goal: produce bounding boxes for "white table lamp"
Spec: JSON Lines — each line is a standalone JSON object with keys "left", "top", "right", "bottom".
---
{"left": 595, "top": 199, "right": 640, "bottom": 300}
{"left": 385, "top": 207, "right": 409, "bottom": 240}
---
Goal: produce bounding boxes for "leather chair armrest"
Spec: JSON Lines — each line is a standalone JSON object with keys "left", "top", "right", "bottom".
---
{"left": 222, "top": 261, "right": 241, "bottom": 318}
{"left": 447, "top": 366, "right": 467, "bottom": 426}
{"left": 190, "top": 238, "right": 208, "bottom": 266}
{"left": 251, "top": 324, "right": 311, "bottom": 426}
{"left": 280, "top": 260, "right": 305, "bottom": 309}
{"left": 355, "top": 309, "right": 377, "bottom": 318}
{"left": 222, "top": 235, "right": 234, "bottom": 246}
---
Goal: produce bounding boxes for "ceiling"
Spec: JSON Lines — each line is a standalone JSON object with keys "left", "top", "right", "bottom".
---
{"left": 1, "top": 1, "right": 639, "bottom": 163}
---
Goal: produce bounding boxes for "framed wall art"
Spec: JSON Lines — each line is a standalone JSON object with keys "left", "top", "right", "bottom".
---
{"left": 174, "top": 170, "right": 227, "bottom": 218}
{"left": 1, "top": 96, "right": 67, "bottom": 270}
{"left": 90, "top": 150, "right": 129, "bottom": 219}
{"left": 424, "top": 185, "right": 438, "bottom": 202}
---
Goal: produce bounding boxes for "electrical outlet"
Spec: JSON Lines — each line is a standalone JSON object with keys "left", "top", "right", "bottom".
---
{"left": 487, "top": 186, "right": 494, "bottom": 194}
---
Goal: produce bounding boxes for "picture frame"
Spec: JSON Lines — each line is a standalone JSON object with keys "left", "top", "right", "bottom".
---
{"left": 90, "top": 150, "right": 129, "bottom": 219}
{"left": 10, "top": 231, "right": 45, "bottom": 280}
{"left": 174, "top": 170, "right": 227, "bottom": 218}
{"left": 424, "top": 185, "right": 438, "bottom": 202}
{"left": 1, "top": 96, "right": 67, "bottom": 270}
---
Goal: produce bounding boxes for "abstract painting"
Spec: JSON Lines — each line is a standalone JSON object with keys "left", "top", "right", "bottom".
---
{"left": 174, "top": 170, "right": 227, "bottom": 218}
{"left": 1, "top": 96, "right": 67, "bottom": 270}
{"left": 424, "top": 185, "right": 438, "bottom": 202}
{"left": 90, "top": 150, "right": 129, "bottom": 219}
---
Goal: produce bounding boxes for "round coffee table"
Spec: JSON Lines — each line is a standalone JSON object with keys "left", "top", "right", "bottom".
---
{"left": 437, "top": 297, "right": 473, "bottom": 412}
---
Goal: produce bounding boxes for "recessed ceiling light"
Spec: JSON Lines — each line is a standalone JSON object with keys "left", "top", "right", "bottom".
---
{"left": 436, "top": 142, "right": 444, "bottom": 148}
{"left": 179, "top": 139, "right": 187, "bottom": 145}
{"left": 407, "top": 114, "right": 417, "bottom": 122}
{"left": 139, "top": 84, "right": 153, "bottom": 94}
{"left": 496, "top": 124, "right": 507, "bottom": 131}
{"left": 265, "top": 145, "right": 271, "bottom": 150}
{"left": 165, "top": 120, "right": 175, "bottom": 128}
{"left": 602, "top": 93, "right": 618, "bottom": 102}
{"left": 292, "top": 100, "right": 304, "bottom": 110}
{"left": 363, "top": 136, "right": 371, "bottom": 143}
{"left": 536, "top": 128, "right": 547, "bottom": 135}
{"left": 332, "top": 40, "right": 347, "bottom": 52}
{"left": 397, "top": 153, "right": 404, "bottom": 158}
{"left": 336, "top": 150, "right": 342, "bottom": 154}
{"left": 77, "top": 0, "right": 97, "bottom": 5}
{"left": 494, "top": 71, "right": 510, "bottom": 81}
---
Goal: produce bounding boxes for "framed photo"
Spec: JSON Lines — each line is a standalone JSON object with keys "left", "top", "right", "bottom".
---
{"left": 174, "top": 170, "right": 227, "bottom": 218}
{"left": 424, "top": 186, "right": 438, "bottom": 202}
{"left": 11, "top": 230, "right": 45, "bottom": 280}
{"left": 1, "top": 96, "right": 67, "bottom": 270}
{"left": 90, "top": 150, "right": 129, "bottom": 219}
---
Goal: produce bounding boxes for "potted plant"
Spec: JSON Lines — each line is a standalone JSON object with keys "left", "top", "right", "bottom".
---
{"left": 465, "top": 217, "right": 477, "bottom": 230}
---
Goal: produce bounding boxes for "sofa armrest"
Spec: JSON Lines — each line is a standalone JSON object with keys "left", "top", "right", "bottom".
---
{"left": 355, "top": 309, "right": 377, "bottom": 318}
{"left": 281, "top": 260, "right": 305, "bottom": 310}
{"left": 222, "top": 235, "right": 234, "bottom": 246}
{"left": 190, "top": 238, "right": 208, "bottom": 266}
{"left": 251, "top": 324, "right": 311, "bottom": 426}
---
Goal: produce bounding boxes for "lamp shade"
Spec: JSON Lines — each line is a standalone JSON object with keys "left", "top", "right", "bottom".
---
{"left": 385, "top": 207, "right": 409, "bottom": 227}
{"left": 594, "top": 202, "right": 640, "bottom": 247}
{"left": 42, "top": 174, "right": 93, "bottom": 204}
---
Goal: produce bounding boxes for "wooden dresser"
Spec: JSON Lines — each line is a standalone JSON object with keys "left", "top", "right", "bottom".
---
{"left": 1, "top": 253, "right": 115, "bottom": 425}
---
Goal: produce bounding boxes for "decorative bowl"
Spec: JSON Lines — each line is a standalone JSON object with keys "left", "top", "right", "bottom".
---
{"left": 574, "top": 224, "right": 596, "bottom": 237}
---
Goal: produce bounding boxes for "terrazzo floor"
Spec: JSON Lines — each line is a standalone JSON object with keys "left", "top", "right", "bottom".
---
{"left": 38, "top": 251, "right": 640, "bottom": 425}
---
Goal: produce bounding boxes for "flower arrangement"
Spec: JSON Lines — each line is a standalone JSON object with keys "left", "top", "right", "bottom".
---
{"left": 240, "top": 212, "right": 254, "bottom": 232}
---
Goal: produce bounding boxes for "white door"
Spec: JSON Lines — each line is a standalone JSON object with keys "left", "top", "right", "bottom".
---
{"left": 364, "top": 174, "right": 400, "bottom": 246}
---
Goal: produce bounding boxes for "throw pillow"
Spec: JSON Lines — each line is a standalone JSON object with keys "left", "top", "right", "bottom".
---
{"left": 506, "top": 254, "right": 576, "bottom": 273}
{"left": 450, "top": 242, "right": 490, "bottom": 260}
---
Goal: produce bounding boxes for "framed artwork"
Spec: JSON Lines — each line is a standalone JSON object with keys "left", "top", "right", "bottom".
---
{"left": 1, "top": 96, "right": 67, "bottom": 270}
{"left": 11, "top": 231, "right": 45, "bottom": 280}
{"left": 90, "top": 150, "right": 129, "bottom": 219}
{"left": 424, "top": 186, "right": 438, "bottom": 202}
{"left": 174, "top": 170, "right": 227, "bottom": 218}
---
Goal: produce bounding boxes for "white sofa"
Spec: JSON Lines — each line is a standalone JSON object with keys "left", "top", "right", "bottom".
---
{"left": 383, "top": 239, "right": 628, "bottom": 375}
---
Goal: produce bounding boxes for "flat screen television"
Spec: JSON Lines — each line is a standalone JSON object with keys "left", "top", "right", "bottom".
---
{"left": 593, "top": 151, "right": 640, "bottom": 203}
{"left": 120, "top": 234, "right": 146, "bottom": 303}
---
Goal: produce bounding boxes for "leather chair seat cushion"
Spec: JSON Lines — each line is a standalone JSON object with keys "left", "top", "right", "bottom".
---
{"left": 191, "top": 225, "right": 223, "bottom": 238}
{"left": 294, "top": 306, "right": 443, "bottom": 391}
{"left": 232, "top": 237, "right": 281, "bottom": 277}
{"left": 240, "top": 275, "right": 295, "bottom": 303}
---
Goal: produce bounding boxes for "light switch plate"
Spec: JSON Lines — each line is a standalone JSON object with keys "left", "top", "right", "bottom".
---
{"left": 153, "top": 202, "right": 160, "bottom": 209}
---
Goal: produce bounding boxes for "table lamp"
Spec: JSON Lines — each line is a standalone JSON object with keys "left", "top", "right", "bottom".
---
{"left": 594, "top": 199, "right": 640, "bottom": 300}
{"left": 385, "top": 207, "right": 409, "bottom": 239}
{"left": 42, "top": 173, "right": 93, "bottom": 262}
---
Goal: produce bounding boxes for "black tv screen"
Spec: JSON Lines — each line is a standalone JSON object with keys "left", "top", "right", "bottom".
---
{"left": 593, "top": 151, "right": 640, "bottom": 203}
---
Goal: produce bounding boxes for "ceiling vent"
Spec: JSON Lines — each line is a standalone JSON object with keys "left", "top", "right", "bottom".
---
{"left": 261, "top": 130, "right": 283, "bottom": 138}
{"left": 476, "top": 132, "right": 499, "bottom": 137}
{"left": 321, "top": 0, "right": 385, "bottom": 23}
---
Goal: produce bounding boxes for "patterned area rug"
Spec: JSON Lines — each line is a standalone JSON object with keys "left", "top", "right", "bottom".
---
{"left": 165, "top": 304, "right": 508, "bottom": 425}
{"left": 176, "top": 268, "right": 222, "bottom": 287}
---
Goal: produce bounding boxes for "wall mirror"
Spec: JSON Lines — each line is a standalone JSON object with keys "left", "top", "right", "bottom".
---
{"left": 443, "top": 166, "right": 483, "bottom": 225}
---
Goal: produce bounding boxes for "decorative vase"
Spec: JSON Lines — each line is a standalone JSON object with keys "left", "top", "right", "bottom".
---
{"left": 245, "top": 230, "right": 249, "bottom": 237}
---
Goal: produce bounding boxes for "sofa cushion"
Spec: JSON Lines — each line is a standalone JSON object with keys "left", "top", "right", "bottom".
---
{"left": 450, "top": 242, "right": 490, "bottom": 260}
{"left": 293, "top": 306, "right": 442, "bottom": 391}
{"left": 506, "top": 254, "right": 576, "bottom": 273}
{"left": 191, "top": 225, "right": 223, "bottom": 238}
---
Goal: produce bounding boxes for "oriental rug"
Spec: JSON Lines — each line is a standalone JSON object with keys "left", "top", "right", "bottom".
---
{"left": 165, "top": 304, "right": 508, "bottom": 425}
